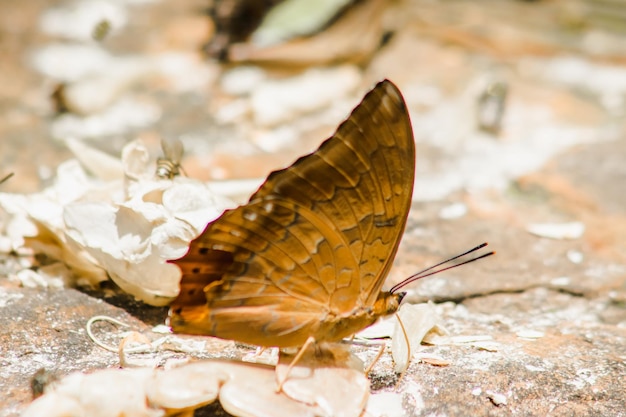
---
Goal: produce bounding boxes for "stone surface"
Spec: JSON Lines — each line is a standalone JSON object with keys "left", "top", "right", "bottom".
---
{"left": 0, "top": 285, "right": 155, "bottom": 416}
{"left": 1, "top": 0, "right": 625, "bottom": 416}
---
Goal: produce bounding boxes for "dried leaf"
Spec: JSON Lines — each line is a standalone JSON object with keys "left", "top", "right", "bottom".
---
{"left": 391, "top": 303, "right": 448, "bottom": 373}
{"left": 276, "top": 343, "right": 368, "bottom": 415}
{"left": 526, "top": 221, "right": 585, "bottom": 240}
{"left": 228, "top": 0, "right": 387, "bottom": 65}
{"left": 65, "top": 139, "right": 123, "bottom": 181}
{"left": 251, "top": 0, "right": 353, "bottom": 46}
{"left": 23, "top": 354, "right": 370, "bottom": 417}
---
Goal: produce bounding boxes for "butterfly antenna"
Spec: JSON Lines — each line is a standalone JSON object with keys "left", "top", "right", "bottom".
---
{"left": 389, "top": 243, "right": 494, "bottom": 294}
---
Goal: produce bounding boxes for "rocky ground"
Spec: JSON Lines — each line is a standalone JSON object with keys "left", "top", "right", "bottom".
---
{"left": 1, "top": 0, "right": 625, "bottom": 416}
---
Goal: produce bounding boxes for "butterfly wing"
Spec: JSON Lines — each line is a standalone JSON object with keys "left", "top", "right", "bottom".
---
{"left": 255, "top": 80, "right": 416, "bottom": 308}
{"left": 169, "top": 79, "right": 415, "bottom": 347}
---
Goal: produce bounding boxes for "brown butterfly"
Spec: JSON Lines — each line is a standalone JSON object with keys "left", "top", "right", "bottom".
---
{"left": 168, "top": 80, "right": 415, "bottom": 348}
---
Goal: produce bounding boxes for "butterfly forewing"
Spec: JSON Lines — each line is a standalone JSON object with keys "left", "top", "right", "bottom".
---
{"left": 326, "top": 89, "right": 415, "bottom": 305}
{"left": 209, "top": 199, "right": 349, "bottom": 307}
{"left": 169, "top": 80, "right": 415, "bottom": 347}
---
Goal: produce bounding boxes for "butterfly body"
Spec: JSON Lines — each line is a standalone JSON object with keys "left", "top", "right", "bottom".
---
{"left": 169, "top": 80, "right": 415, "bottom": 348}
{"left": 170, "top": 284, "right": 405, "bottom": 348}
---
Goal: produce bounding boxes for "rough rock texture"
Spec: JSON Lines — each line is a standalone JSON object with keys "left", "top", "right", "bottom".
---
{"left": 1, "top": 0, "right": 625, "bottom": 416}
{"left": 0, "top": 286, "right": 153, "bottom": 415}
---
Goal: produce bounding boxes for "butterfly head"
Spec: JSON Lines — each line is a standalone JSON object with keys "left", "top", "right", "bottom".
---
{"left": 373, "top": 291, "right": 406, "bottom": 317}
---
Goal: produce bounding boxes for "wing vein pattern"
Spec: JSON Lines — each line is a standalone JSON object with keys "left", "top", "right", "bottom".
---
{"left": 169, "top": 80, "right": 415, "bottom": 347}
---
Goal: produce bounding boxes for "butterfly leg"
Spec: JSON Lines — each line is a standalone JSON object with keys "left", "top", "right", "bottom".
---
{"left": 364, "top": 341, "right": 386, "bottom": 374}
{"left": 243, "top": 346, "right": 280, "bottom": 366}
{"left": 252, "top": 346, "right": 267, "bottom": 357}
{"left": 275, "top": 336, "right": 316, "bottom": 393}
{"left": 337, "top": 337, "right": 387, "bottom": 374}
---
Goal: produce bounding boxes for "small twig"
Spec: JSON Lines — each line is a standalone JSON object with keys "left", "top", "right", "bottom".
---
{"left": 86, "top": 316, "right": 129, "bottom": 352}
{"left": 0, "top": 172, "right": 14, "bottom": 185}
{"left": 86, "top": 315, "right": 150, "bottom": 354}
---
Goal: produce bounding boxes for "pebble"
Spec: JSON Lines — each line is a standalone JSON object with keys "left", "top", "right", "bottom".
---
{"left": 60, "top": 57, "right": 151, "bottom": 115}
{"left": 220, "top": 66, "right": 267, "bottom": 96}
{"left": 0, "top": 236, "right": 13, "bottom": 253}
{"left": 51, "top": 97, "right": 161, "bottom": 139}
{"left": 438, "top": 202, "right": 468, "bottom": 219}
{"left": 151, "top": 324, "right": 172, "bottom": 334}
{"left": 516, "top": 329, "right": 545, "bottom": 339}
{"left": 31, "top": 43, "right": 112, "bottom": 82}
{"left": 16, "top": 269, "right": 48, "bottom": 288}
{"left": 250, "top": 65, "right": 361, "bottom": 127}
{"left": 526, "top": 221, "right": 585, "bottom": 240}
{"left": 486, "top": 390, "right": 507, "bottom": 406}
{"left": 40, "top": 0, "right": 127, "bottom": 42}
{"left": 472, "top": 341, "right": 499, "bottom": 352}
{"left": 214, "top": 98, "right": 251, "bottom": 124}
{"left": 550, "top": 276, "right": 571, "bottom": 287}
{"left": 366, "top": 392, "right": 407, "bottom": 417}
{"left": 566, "top": 249, "right": 584, "bottom": 264}
{"left": 252, "top": 126, "right": 299, "bottom": 153}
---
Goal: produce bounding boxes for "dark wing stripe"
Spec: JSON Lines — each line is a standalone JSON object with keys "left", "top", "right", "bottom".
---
{"left": 205, "top": 208, "right": 333, "bottom": 306}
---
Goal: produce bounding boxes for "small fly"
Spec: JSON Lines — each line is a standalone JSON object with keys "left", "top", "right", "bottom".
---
{"left": 156, "top": 138, "right": 186, "bottom": 179}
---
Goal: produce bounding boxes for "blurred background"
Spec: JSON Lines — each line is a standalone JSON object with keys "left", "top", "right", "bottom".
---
{"left": 2, "top": 0, "right": 626, "bottom": 196}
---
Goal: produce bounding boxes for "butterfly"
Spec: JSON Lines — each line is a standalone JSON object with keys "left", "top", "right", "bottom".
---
{"left": 168, "top": 79, "right": 415, "bottom": 348}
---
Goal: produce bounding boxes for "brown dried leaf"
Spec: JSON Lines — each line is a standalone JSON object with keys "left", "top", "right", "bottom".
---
{"left": 228, "top": 0, "right": 387, "bottom": 66}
